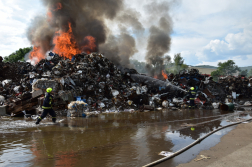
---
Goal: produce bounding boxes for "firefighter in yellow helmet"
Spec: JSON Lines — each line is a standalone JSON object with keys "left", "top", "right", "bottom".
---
{"left": 188, "top": 87, "right": 196, "bottom": 108}
{"left": 35, "top": 88, "right": 56, "bottom": 124}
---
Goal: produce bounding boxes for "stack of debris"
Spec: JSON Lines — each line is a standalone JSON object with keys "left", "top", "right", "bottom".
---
{"left": 163, "top": 69, "right": 226, "bottom": 107}
{"left": 219, "top": 76, "right": 252, "bottom": 99}
{"left": 163, "top": 69, "right": 252, "bottom": 109}
{"left": 0, "top": 53, "right": 187, "bottom": 116}
{"left": 0, "top": 53, "right": 251, "bottom": 117}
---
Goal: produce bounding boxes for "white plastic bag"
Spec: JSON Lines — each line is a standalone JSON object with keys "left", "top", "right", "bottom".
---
{"left": 60, "top": 78, "right": 65, "bottom": 85}
{"left": 0, "top": 95, "right": 5, "bottom": 102}
{"left": 141, "top": 85, "right": 148, "bottom": 93}
{"left": 162, "top": 100, "right": 169, "bottom": 108}
{"left": 212, "top": 102, "right": 219, "bottom": 109}
{"left": 111, "top": 90, "right": 119, "bottom": 96}
{"left": 2, "top": 79, "right": 12, "bottom": 87}
{"left": 13, "top": 86, "right": 21, "bottom": 93}
{"left": 99, "top": 102, "right": 105, "bottom": 108}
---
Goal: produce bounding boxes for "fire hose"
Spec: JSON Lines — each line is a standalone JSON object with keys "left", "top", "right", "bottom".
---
{"left": 142, "top": 117, "right": 252, "bottom": 167}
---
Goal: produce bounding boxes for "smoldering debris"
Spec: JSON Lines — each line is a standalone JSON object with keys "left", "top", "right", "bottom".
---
{"left": 0, "top": 53, "right": 184, "bottom": 117}
{"left": 1, "top": 53, "right": 252, "bottom": 117}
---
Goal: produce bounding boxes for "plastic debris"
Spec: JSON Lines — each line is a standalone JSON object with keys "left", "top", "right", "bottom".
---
{"left": 212, "top": 102, "right": 219, "bottom": 109}
{"left": 158, "top": 151, "right": 174, "bottom": 157}
{"left": 0, "top": 52, "right": 251, "bottom": 116}
{"left": 244, "top": 101, "right": 252, "bottom": 106}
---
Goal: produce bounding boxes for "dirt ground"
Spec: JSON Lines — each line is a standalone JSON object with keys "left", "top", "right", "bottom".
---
{"left": 177, "top": 121, "right": 252, "bottom": 167}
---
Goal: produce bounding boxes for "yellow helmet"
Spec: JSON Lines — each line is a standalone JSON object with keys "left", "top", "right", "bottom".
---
{"left": 190, "top": 87, "right": 194, "bottom": 90}
{"left": 46, "top": 87, "right": 53, "bottom": 93}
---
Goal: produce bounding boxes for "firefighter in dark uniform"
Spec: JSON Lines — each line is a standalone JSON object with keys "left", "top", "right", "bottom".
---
{"left": 35, "top": 87, "right": 56, "bottom": 124}
{"left": 188, "top": 87, "right": 196, "bottom": 108}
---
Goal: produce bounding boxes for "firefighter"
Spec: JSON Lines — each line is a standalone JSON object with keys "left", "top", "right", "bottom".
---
{"left": 35, "top": 87, "right": 56, "bottom": 124}
{"left": 188, "top": 87, "right": 196, "bottom": 108}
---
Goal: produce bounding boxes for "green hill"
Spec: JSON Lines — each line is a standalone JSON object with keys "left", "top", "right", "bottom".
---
{"left": 193, "top": 65, "right": 252, "bottom": 72}
{"left": 193, "top": 65, "right": 217, "bottom": 69}
{"left": 240, "top": 66, "right": 252, "bottom": 72}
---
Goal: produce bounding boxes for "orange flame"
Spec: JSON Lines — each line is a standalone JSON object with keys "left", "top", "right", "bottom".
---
{"left": 30, "top": 1, "right": 97, "bottom": 63}
{"left": 29, "top": 46, "right": 45, "bottom": 64}
{"left": 53, "top": 2, "right": 62, "bottom": 11}
{"left": 47, "top": 11, "right": 52, "bottom": 22}
{"left": 162, "top": 70, "right": 168, "bottom": 80}
{"left": 47, "top": 3, "right": 62, "bottom": 22}
{"left": 154, "top": 75, "right": 158, "bottom": 79}
{"left": 82, "top": 36, "right": 96, "bottom": 54}
{"left": 53, "top": 22, "right": 81, "bottom": 59}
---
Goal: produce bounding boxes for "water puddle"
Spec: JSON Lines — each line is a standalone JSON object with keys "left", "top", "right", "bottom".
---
{"left": 0, "top": 109, "right": 251, "bottom": 167}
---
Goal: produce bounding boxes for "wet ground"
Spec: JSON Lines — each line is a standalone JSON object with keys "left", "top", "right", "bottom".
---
{"left": 0, "top": 109, "right": 251, "bottom": 167}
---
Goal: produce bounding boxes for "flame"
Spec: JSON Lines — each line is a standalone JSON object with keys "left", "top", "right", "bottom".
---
{"left": 162, "top": 70, "right": 168, "bottom": 80}
{"left": 29, "top": 2, "right": 97, "bottom": 63}
{"left": 154, "top": 75, "right": 158, "bottom": 79}
{"left": 53, "top": 22, "right": 81, "bottom": 59}
{"left": 82, "top": 36, "right": 96, "bottom": 54}
{"left": 47, "top": 11, "right": 52, "bottom": 22}
{"left": 54, "top": 2, "right": 62, "bottom": 11}
{"left": 47, "top": 11, "right": 52, "bottom": 18}
{"left": 47, "top": 3, "right": 62, "bottom": 22}
{"left": 29, "top": 46, "right": 45, "bottom": 64}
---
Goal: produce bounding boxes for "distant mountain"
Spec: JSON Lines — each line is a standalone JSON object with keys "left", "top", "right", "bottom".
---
{"left": 192, "top": 65, "right": 252, "bottom": 72}
{"left": 193, "top": 65, "right": 217, "bottom": 69}
{"left": 239, "top": 66, "right": 252, "bottom": 72}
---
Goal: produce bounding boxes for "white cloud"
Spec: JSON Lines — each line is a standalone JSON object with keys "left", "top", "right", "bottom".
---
{"left": 172, "top": 0, "right": 252, "bottom": 38}
{"left": 169, "top": 37, "right": 209, "bottom": 64}
{"left": 196, "top": 22, "right": 252, "bottom": 66}
{"left": 170, "top": 0, "right": 252, "bottom": 66}
{"left": 0, "top": 0, "right": 45, "bottom": 56}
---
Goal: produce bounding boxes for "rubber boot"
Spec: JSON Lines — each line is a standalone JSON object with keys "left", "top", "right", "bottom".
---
{"left": 35, "top": 118, "right": 41, "bottom": 125}
{"left": 52, "top": 118, "right": 56, "bottom": 123}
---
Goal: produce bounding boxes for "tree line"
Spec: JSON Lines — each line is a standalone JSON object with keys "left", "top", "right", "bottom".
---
{"left": 131, "top": 53, "right": 188, "bottom": 74}
{"left": 2, "top": 47, "right": 32, "bottom": 63}
{"left": 210, "top": 60, "right": 252, "bottom": 81}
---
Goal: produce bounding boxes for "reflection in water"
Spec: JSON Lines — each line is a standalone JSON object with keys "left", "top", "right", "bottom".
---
{"left": 0, "top": 109, "right": 250, "bottom": 167}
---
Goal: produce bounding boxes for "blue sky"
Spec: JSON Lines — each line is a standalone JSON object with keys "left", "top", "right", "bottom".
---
{"left": 1, "top": 0, "right": 252, "bottom": 67}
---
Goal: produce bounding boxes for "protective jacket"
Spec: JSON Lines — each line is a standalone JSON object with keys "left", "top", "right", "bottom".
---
{"left": 42, "top": 93, "right": 54, "bottom": 109}
{"left": 188, "top": 89, "right": 196, "bottom": 100}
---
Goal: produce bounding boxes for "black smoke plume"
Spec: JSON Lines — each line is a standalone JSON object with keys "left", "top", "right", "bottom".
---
{"left": 144, "top": 1, "right": 173, "bottom": 78}
{"left": 27, "top": 0, "right": 174, "bottom": 73}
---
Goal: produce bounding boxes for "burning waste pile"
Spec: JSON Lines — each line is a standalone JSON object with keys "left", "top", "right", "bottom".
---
{"left": 0, "top": 53, "right": 187, "bottom": 117}
{"left": 0, "top": 0, "right": 199, "bottom": 117}
{"left": 1, "top": 53, "right": 252, "bottom": 117}
{"left": 0, "top": 0, "right": 251, "bottom": 117}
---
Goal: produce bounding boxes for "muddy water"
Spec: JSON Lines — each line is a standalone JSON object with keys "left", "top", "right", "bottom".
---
{"left": 0, "top": 109, "right": 250, "bottom": 167}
